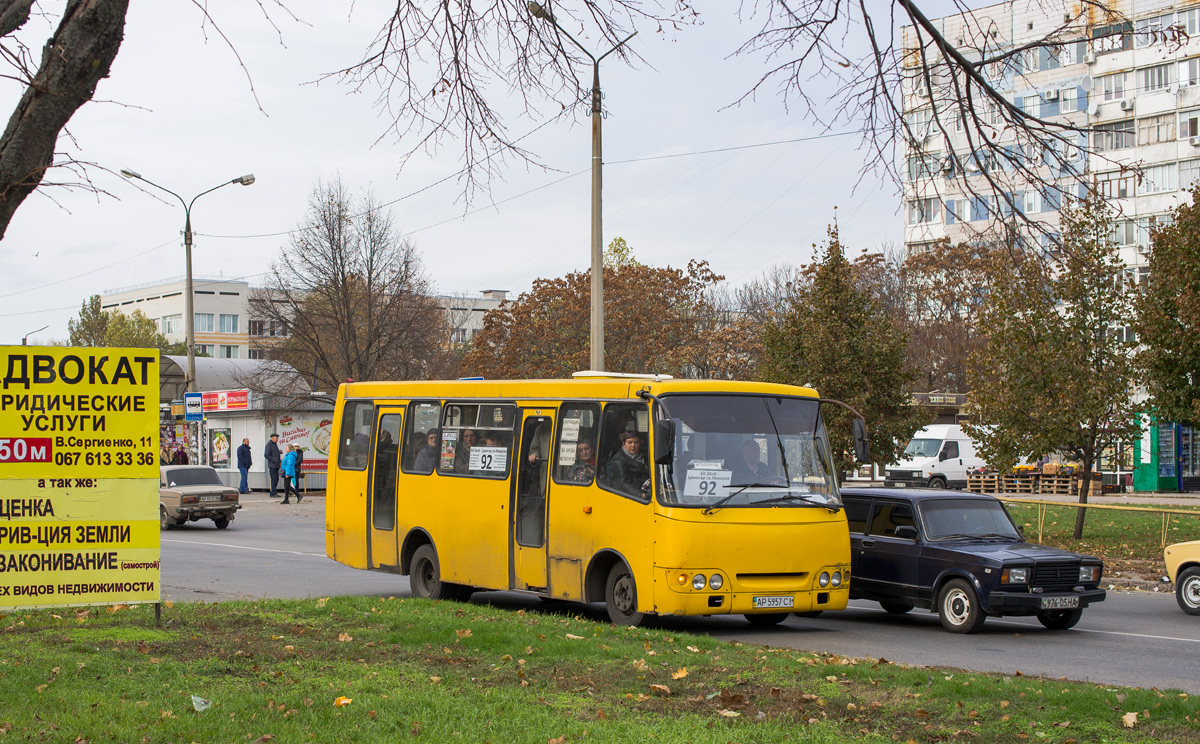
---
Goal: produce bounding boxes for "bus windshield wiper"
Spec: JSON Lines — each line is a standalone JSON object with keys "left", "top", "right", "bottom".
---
{"left": 702, "top": 482, "right": 778, "bottom": 515}
{"left": 753, "top": 493, "right": 841, "bottom": 512}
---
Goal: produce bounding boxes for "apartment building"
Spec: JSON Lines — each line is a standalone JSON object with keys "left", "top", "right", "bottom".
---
{"left": 101, "top": 278, "right": 508, "bottom": 360}
{"left": 101, "top": 277, "right": 255, "bottom": 359}
{"left": 901, "top": 0, "right": 1200, "bottom": 491}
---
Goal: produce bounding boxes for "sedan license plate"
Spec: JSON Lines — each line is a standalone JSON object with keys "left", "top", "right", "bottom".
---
{"left": 1040, "top": 596, "right": 1079, "bottom": 610}
{"left": 752, "top": 596, "right": 794, "bottom": 609}
{"left": 200, "top": 495, "right": 222, "bottom": 502}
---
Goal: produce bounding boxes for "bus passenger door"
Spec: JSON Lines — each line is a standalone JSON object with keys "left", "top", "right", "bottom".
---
{"left": 369, "top": 408, "right": 404, "bottom": 571}
{"left": 512, "top": 412, "right": 553, "bottom": 592}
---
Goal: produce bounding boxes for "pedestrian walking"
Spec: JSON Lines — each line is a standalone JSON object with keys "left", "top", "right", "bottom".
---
{"left": 281, "top": 444, "right": 301, "bottom": 504}
{"left": 236, "top": 437, "right": 253, "bottom": 494}
{"left": 265, "top": 433, "right": 282, "bottom": 498}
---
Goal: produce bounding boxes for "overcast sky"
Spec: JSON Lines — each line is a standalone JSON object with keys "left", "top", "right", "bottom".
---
{"left": 0, "top": 1, "right": 907, "bottom": 345}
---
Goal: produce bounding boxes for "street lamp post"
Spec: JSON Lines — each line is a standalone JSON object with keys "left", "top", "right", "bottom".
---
{"left": 529, "top": 2, "right": 635, "bottom": 372}
{"left": 119, "top": 169, "right": 255, "bottom": 393}
{"left": 22, "top": 325, "right": 48, "bottom": 345}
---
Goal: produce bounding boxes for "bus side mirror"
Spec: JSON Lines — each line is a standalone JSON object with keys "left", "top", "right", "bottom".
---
{"left": 852, "top": 418, "right": 871, "bottom": 465}
{"left": 654, "top": 419, "right": 675, "bottom": 465}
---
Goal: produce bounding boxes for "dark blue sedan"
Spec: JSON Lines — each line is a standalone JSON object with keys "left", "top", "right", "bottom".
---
{"left": 839, "top": 487, "right": 1106, "bottom": 633}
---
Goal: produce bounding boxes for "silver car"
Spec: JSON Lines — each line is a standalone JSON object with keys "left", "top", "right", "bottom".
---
{"left": 160, "top": 465, "right": 241, "bottom": 530}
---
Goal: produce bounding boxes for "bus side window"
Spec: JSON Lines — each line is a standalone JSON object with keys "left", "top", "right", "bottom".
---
{"left": 337, "top": 401, "right": 374, "bottom": 471}
{"left": 402, "top": 402, "right": 442, "bottom": 474}
{"left": 598, "top": 402, "right": 650, "bottom": 500}
{"left": 554, "top": 403, "right": 599, "bottom": 486}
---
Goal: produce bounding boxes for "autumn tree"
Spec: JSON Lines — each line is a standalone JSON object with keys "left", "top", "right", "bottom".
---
{"left": 964, "top": 195, "right": 1140, "bottom": 538}
{"left": 760, "top": 224, "right": 928, "bottom": 474}
{"left": 463, "top": 240, "right": 737, "bottom": 378}
{"left": 67, "top": 294, "right": 167, "bottom": 349}
{"left": 1137, "top": 186, "right": 1200, "bottom": 425}
{"left": 249, "top": 178, "right": 448, "bottom": 396}
{"left": 900, "top": 240, "right": 994, "bottom": 393}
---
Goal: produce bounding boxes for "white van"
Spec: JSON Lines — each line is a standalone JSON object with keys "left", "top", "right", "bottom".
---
{"left": 884, "top": 425, "right": 986, "bottom": 490}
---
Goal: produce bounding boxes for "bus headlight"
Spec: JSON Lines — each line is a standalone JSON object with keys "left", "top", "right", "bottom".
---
{"left": 692, "top": 574, "right": 707, "bottom": 590}
{"left": 818, "top": 571, "right": 830, "bottom": 588}
{"left": 830, "top": 571, "right": 842, "bottom": 588}
{"left": 709, "top": 574, "right": 723, "bottom": 590}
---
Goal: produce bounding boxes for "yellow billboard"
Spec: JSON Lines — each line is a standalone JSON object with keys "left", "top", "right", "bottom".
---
{"left": 0, "top": 347, "right": 159, "bottom": 610}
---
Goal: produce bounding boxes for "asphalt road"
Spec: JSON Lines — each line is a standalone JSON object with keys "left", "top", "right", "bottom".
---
{"left": 160, "top": 495, "right": 1200, "bottom": 694}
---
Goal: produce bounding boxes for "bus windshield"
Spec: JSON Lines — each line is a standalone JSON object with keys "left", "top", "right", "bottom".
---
{"left": 658, "top": 394, "right": 840, "bottom": 509}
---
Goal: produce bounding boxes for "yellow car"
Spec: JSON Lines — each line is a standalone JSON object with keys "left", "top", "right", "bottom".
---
{"left": 1164, "top": 540, "right": 1200, "bottom": 615}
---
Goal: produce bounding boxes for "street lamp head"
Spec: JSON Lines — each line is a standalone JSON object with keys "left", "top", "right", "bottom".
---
{"left": 528, "top": 1, "right": 553, "bottom": 21}
{"left": 234, "top": 174, "right": 255, "bottom": 186}
{"left": 119, "top": 168, "right": 141, "bottom": 179}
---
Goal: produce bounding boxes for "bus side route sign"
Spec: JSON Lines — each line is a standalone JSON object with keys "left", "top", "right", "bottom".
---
{"left": 0, "top": 347, "right": 160, "bottom": 610}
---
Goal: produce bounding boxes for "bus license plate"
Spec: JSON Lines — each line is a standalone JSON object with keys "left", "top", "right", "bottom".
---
{"left": 753, "top": 596, "right": 794, "bottom": 609}
{"left": 1040, "top": 596, "right": 1079, "bottom": 610}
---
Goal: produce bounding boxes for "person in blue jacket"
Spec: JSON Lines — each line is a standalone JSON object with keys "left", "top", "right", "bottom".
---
{"left": 281, "top": 444, "right": 301, "bottom": 504}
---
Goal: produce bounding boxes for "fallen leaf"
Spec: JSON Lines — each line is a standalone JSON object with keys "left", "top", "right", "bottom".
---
{"left": 548, "top": 737, "right": 566, "bottom": 744}
{"left": 671, "top": 668, "right": 688, "bottom": 680}
{"left": 316, "top": 597, "right": 328, "bottom": 608}
{"left": 429, "top": 676, "right": 442, "bottom": 684}
{"left": 252, "top": 736, "right": 274, "bottom": 743}
{"left": 649, "top": 684, "right": 671, "bottom": 695}
{"left": 334, "top": 696, "right": 352, "bottom": 708}
{"left": 565, "top": 634, "right": 584, "bottom": 640}
{"left": 631, "top": 658, "right": 647, "bottom": 671}
{"left": 338, "top": 633, "right": 353, "bottom": 642}
{"left": 1122, "top": 711, "right": 1138, "bottom": 728}
{"left": 825, "top": 675, "right": 838, "bottom": 683}
{"left": 1000, "top": 700, "right": 1010, "bottom": 708}
{"left": 718, "top": 709, "right": 740, "bottom": 717}
{"left": 456, "top": 629, "right": 472, "bottom": 639}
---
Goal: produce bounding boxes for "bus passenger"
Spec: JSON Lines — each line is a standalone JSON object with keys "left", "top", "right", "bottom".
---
{"left": 454, "top": 429, "right": 477, "bottom": 473}
{"left": 414, "top": 429, "right": 440, "bottom": 474}
{"left": 568, "top": 441, "right": 596, "bottom": 483}
{"left": 606, "top": 431, "right": 648, "bottom": 497}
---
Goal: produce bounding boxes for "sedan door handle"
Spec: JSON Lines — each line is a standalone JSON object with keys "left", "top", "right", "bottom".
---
{"left": 861, "top": 538, "right": 876, "bottom": 548}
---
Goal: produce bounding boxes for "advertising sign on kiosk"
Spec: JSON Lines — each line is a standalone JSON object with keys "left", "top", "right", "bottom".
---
{"left": 0, "top": 347, "right": 160, "bottom": 610}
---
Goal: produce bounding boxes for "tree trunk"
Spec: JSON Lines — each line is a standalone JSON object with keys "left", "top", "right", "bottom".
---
{"left": 1072, "top": 468, "right": 1092, "bottom": 539}
{"left": 0, "top": 0, "right": 129, "bottom": 240}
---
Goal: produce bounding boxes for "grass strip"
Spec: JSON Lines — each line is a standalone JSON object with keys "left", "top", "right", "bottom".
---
{"left": 1, "top": 597, "right": 1198, "bottom": 743}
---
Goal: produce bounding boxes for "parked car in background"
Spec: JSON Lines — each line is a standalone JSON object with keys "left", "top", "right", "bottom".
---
{"left": 1164, "top": 540, "right": 1200, "bottom": 615}
{"left": 839, "top": 487, "right": 1105, "bottom": 633}
{"left": 160, "top": 465, "right": 241, "bottom": 530}
{"left": 884, "top": 425, "right": 986, "bottom": 490}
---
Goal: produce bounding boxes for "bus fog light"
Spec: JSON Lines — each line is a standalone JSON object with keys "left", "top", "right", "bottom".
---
{"left": 830, "top": 571, "right": 842, "bottom": 587}
{"left": 818, "top": 571, "right": 830, "bottom": 588}
{"left": 709, "top": 574, "right": 723, "bottom": 590}
{"left": 692, "top": 574, "right": 706, "bottom": 590}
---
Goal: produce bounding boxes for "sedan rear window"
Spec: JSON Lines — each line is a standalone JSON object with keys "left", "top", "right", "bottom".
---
{"left": 164, "top": 467, "right": 223, "bottom": 488}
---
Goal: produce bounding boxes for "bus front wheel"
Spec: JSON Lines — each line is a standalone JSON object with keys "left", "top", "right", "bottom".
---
{"left": 410, "top": 545, "right": 455, "bottom": 601}
{"left": 604, "top": 564, "right": 644, "bottom": 627}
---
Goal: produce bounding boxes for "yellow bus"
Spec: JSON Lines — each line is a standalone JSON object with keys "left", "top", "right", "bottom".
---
{"left": 325, "top": 373, "right": 865, "bottom": 626}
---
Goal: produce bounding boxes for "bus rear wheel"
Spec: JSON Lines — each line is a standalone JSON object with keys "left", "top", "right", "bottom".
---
{"left": 604, "top": 563, "right": 644, "bottom": 626}
{"left": 410, "top": 545, "right": 457, "bottom": 601}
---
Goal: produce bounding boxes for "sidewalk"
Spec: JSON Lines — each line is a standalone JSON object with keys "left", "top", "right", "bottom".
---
{"left": 844, "top": 481, "right": 1200, "bottom": 507}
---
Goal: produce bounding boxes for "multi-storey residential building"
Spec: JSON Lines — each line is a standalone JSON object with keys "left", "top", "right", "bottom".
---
{"left": 102, "top": 277, "right": 254, "bottom": 359}
{"left": 901, "top": 0, "right": 1200, "bottom": 491}
{"left": 101, "top": 278, "right": 508, "bottom": 361}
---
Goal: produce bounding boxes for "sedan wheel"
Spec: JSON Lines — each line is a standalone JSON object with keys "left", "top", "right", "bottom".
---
{"left": 159, "top": 506, "right": 174, "bottom": 531}
{"left": 937, "top": 578, "right": 986, "bottom": 633}
{"left": 1177, "top": 567, "right": 1200, "bottom": 616}
{"left": 1036, "top": 608, "right": 1082, "bottom": 630}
